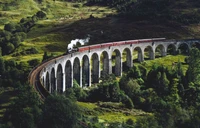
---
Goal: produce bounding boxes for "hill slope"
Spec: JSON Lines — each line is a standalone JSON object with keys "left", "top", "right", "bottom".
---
{"left": 0, "top": 0, "right": 200, "bottom": 62}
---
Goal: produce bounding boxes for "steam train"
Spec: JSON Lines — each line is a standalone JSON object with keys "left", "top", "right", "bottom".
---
{"left": 66, "top": 38, "right": 166, "bottom": 54}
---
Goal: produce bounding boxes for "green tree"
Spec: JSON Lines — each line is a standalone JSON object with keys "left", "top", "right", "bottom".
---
{"left": 42, "top": 51, "right": 48, "bottom": 62}
{"left": 41, "top": 94, "right": 80, "bottom": 128}
{"left": 5, "top": 42, "right": 15, "bottom": 54}
{"left": 4, "top": 23, "right": 17, "bottom": 33}
{"left": 187, "top": 48, "right": 200, "bottom": 84}
{"left": 28, "top": 59, "right": 40, "bottom": 67}
{"left": 0, "top": 57, "right": 5, "bottom": 74}
{"left": 3, "top": 85, "right": 42, "bottom": 128}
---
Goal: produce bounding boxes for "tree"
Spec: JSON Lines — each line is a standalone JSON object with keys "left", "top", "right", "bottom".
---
{"left": 0, "top": 57, "right": 5, "bottom": 74}
{"left": 4, "top": 23, "right": 17, "bottom": 33}
{"left": 40, "top": 94, "right": 80, "bottom": 128}
{"left": 28, "top": 59, "right": 40, "bottom": 67}
{"left": 42, "top": 51, "right": 48, "bottom": 62}
{"left": 3, "top": 85, "right": 42, "bottom": 128}
{"left": 5, "top": 42, "right": 15, "bottom": 54}
{"left": 187, "top": 48, "right": 200, "bottom": 84}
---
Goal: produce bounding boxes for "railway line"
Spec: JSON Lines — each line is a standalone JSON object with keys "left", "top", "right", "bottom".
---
{"left": 28, "top": 55, "right": 65, "bottom": 99}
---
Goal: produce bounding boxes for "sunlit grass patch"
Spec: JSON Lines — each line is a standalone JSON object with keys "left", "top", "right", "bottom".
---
{"left": 77, "top": 101, "right": 98, "bottom": 110}
{"left": 135, "top": 55, "right": 188, "bottom": 74}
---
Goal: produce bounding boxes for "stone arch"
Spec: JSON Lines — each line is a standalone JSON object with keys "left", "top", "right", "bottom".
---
{"left": 46, "top": 72, "right": 50, "bottom": 92}
{"left": 57, "top": 64, "right": 63, "bottom": 93}
{"left": 144, "top": 46, "right": 154, "bottom": 60}
{"left": 51, "top": 68, "right": 56, "bottom": 93}
{"left": 82, "top": 55, "right": 90, "bottom": 87}
{"left": 133, "top": 47, "right": 143, "bottom": 62}
{"left": 100, "top": 51, "right": 109, "bottom": 77}
{"left": 112, "top": 49, "right": 121, "bottom": 76}
{"left": 167, "top": 44, "right": 176, "bottom": 55}
{"left": 178, "top": 43, "right": 189, "bottom": 55}
{"left": 91, "top": 53, "right": 99, "bottom": 83}
{"left": 73, "top": 57, "right": 81, "bottom": 85}
{"left": 155, "top": 44, "right": 165, "bottom": 57}
{"left": 122, "top": 48, "right": 132, "bottom": 71}
{"left": 65, "top": 60, "right": 72, "bottom": 88}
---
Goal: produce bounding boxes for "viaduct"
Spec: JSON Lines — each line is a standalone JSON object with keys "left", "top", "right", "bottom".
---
{"left": 29, "top": 38, "right": 200, "bottom": 96}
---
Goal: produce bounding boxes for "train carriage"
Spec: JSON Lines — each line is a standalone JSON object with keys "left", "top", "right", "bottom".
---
{"left": 78, "top": 46, "right": 90, "bottom": 52}
{"left": 125, "top": 40, "right": 138, "bottom": 44}
{"left": 89, "top": 44, "right": 102, "bottom": 50}
{"left": 113, "top": 41, "right": 126, "bottom": 46}
{"left": 101, "top": 42, "right": 113, "bottom": 48}
{"left": 138, "top": 39, "right": 153, "bottom": 43}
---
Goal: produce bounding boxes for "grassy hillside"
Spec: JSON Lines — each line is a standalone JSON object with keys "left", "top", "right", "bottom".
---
{"left": 0, "top": 0, "right": 199, "bottom": 63}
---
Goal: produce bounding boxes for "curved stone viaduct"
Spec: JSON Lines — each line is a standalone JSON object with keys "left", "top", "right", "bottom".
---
{"left": 31, "top": 38, "right": 200, "bottom": 95}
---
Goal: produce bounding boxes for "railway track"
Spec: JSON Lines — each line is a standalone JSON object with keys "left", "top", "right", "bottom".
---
{"left": 28, "top": 55, "right": 65, "bottom": 100}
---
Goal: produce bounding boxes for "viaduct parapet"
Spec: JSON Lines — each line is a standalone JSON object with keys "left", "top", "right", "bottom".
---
{"left": 37, "top": 38, "right": 200, "bottom": 94}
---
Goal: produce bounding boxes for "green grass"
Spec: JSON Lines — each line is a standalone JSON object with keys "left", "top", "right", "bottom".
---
{"left": 134, "top": 55, "right": 188, "bottom": 73}
{"left": 77, "top": 101, "right": 150, "bottom": 123}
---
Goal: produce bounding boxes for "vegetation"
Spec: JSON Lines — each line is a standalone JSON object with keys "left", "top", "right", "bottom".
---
{"left": 1, "top": 0, "right": 200, "bottom": 127}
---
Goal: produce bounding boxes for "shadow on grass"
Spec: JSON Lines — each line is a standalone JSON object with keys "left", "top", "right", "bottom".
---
{"left": 27, "top": 14, "right": 197, "bottom": 53}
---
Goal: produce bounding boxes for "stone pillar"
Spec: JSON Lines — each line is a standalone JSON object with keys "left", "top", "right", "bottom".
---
{"left": 98, "top": 60, "right": 101, "bottom": 81}
{"left": 149, "top": 50, "right": 155, "bottom": 60}
{"left": 71, "top": 68, "right": 73, "bottom": 87}
{"left": 138, "top": 52, "right": 144, "bottom": 62}
{"left": 161, "top": 48, "right": 167, "bottom": 56}
{"left": 80, "top": 65, "right": 82, "bottom": 87}
{"left": 126, "top": 51, "right": 133, "bottom": 68}
{"left": 109, "top": 58, "right": 112, "bottom": 74}
{"left": 63, "top": 73, "right": 66, "bottom": 92}
{"left": 88, "top": 63, "right": 91, "bottom": 87}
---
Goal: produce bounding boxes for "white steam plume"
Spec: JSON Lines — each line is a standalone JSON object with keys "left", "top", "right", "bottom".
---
{"left": 68, "top": 35, "right": 90, "bottom": 50}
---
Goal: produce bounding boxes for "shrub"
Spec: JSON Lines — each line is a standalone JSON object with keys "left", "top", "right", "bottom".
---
{"left": 28, "top": 59, "right": 40, "bottom": 67}
{"left": 36, "top": 11, "right": 46, "bottom": 19}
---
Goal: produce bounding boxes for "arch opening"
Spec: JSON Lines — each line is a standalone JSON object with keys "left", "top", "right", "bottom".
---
{"left": 46, "top": 72, "right": 50, "bottom": 92}
{"left": 112, "top": 49, "right": 121, "bottom": 76}
{"left": 100, "top": 51, "right": 109, "bottom": 78}
{"left": 155, "top": 44, "right": 165, "bottom": 58}
{"left": 82, "top": 55, "right": 90, "bottom": 87}
{"left": 167, "top": 44, "right": 176, "bottom": 55}
{"left": 122, "top": 48, "right": 132, "bottom": 71}
{"left": 91, "top": 53, "right": 99, "bottom": 83}
{"left": 73, "top": 57, "right": 81, "bottom": 86}
{"left": 144, "top": 46, "right": 154, "bottom": 60}
{"left": 65, "top": 60, "right": 72, "bottom": 88}
{"left": 57, "top": 64, "right": 63, "bottom": 93}
{"left": 51, "top": 68, "right": 56, "bottom": 93}
{"left": 178, "top": 43, "right": 189, "bottom": 55}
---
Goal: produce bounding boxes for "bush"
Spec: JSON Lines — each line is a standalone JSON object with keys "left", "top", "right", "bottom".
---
{"left": 28, "top": 59, "right": 40, "bottom": 67}
{"left": 36, "top": 11, "right": 46, "bottom": 19}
